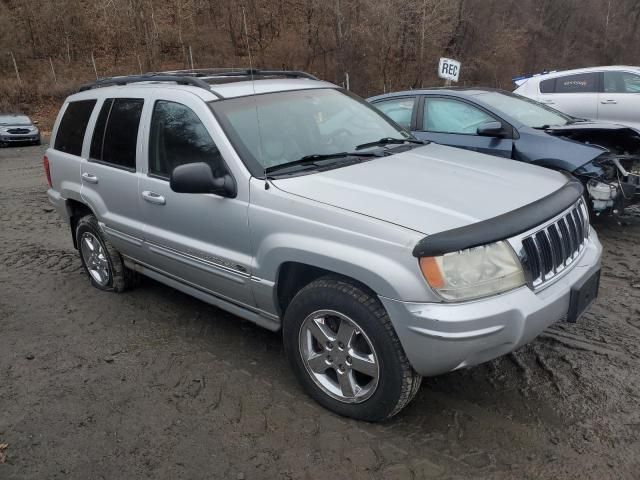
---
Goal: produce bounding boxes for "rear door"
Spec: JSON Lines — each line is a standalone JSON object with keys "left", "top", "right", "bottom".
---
{"left": 598, "top": 70, "right": 640, "bottom": 129}
{"left": 137, "top": 92, "right": 254, "bottom": 307}
{"left": 80, "top": 96, "right": 146, "bottom": 257}
{"left": 413, "top": 96, "right": 513, "bottom": 158}
{"left": 537, "top": 72, "right": 599, "bottom": 120}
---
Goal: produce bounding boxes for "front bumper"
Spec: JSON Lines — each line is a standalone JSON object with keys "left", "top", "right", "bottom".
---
{"left": 0, "top": 133, "right": 40, "bottom": 144}
{"left": 381, "top": 230, "right": 602, "bottom": 377}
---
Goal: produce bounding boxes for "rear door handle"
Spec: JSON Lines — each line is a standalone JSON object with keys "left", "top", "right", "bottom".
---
{"left": 141, "top": 190, "right": 166, "bottom": 205}
{"left": 539, "top": 99, "right": 555, "bottom": 104}
{"left": 600, "top": 99, "right": 617, "bottom": 104}
{"left": 81, "top": 172, "right": 98, "bottom": 184}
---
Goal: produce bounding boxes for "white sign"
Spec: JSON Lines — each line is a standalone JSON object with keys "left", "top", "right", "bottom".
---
{"left": 438, "top": 57, "right": 461, "bottom": 82}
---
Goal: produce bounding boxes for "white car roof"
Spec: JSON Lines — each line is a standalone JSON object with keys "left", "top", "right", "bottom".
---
{"left": 527, "top": 65, "right": 640, "bottom": 82}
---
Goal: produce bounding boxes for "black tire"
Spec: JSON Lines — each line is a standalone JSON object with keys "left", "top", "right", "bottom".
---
{"left": 75, "top": 214, "right": 137, "bottom": 292}
{"left": 283, "top": 275, "right": 421, "bottom": 422}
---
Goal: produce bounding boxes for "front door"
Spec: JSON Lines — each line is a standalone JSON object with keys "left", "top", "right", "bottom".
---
{"left": 413, "top": 96, "right": 513, "bottom": 158}
{"left": 137, "top": 95, "right": 254, "bottom": 307}
{"left": 598, "top": 70, "right": 640, "bottom": 129}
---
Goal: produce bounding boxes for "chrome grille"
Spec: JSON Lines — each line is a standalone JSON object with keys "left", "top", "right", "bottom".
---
{"left": 7, "top": 128, "right": 30, "bottom": 134}
{"left": 519, "top": 199, "right": 590, "bottom": 288}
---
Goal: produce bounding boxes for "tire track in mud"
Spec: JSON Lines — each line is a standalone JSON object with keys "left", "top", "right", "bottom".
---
{"left": 0, "top": 244, "right": 82, "bottom": 274}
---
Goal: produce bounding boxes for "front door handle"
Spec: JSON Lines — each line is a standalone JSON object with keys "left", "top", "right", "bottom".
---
{"left": 141, "top": 190, "right": 166, "bottom": 205}
{"left": 600, "top": 99, "right": 617, "bottom": 104}
{"left": 539, "top": 99, "right": 555, "bottom": 105}
{"left": 81, "top": 172, "right": 98, "bottom": 184}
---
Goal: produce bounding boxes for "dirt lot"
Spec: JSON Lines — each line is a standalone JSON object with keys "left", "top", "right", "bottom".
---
{"left": 0, "top": 144, "right": 639, "bottom": 480}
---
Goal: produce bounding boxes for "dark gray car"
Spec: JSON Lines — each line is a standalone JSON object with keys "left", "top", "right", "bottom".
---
{"left": 0, "top": 114, "right": 41, "bottom": 147}
{"left": 368, "top": 88, "right": 640, "bottom": 216}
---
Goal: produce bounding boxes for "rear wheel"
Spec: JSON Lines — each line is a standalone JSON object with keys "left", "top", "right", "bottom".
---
{"left": 283, "top": 276, "right": 421, "bottom": 421}
{"left": 75, "top": 215, "right": 137, "bottom": 292}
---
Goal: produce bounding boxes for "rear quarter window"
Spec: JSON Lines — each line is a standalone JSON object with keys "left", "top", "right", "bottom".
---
{"left": 539, "top": 78, "right": 555, "bottom": 93}
{"left": 53, "top": 100, "right": 97, "bottom": 156}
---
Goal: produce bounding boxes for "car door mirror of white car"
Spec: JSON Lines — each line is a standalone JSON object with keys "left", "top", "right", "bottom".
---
{"left": 476, "top": 121, "right": 506, "bottom": 137}
{"left": 170, "top": 162, "right": 237, "bottom": 198}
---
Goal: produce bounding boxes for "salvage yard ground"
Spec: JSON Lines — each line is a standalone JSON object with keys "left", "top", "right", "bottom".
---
{"left": 1, "top": 144, "right": 639, "bottom": 479}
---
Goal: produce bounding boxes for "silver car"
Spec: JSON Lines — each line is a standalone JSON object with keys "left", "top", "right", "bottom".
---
{"left": 0, "top": 113, "right": 41, "bottom": 146}
{"left": 45, "top": 70, "right": 602, "bottom": 421}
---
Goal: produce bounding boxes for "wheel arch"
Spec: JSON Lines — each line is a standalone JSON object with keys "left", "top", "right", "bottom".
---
{"left": 275, "top": 262, "right": 382, "bottom": 317}
{"left": 66, "top": 199, "right": 95, "bottom": 249}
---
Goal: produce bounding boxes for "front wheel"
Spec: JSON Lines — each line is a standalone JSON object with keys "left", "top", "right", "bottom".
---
{"left": 283, "top": 276, "right": 421, "bottom": 421}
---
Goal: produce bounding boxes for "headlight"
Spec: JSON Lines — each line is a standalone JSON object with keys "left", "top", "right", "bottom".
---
{"left": 419, "top": 241, "right": 526, "bottom": 301}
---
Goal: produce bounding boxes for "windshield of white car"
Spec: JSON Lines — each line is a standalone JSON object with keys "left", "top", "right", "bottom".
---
{"left": 475, "top": 92, "right": 574, "bottom": 128}
{"left": 0, "top": 115, "right": 32, "bottom": 126}
{"left": 209, "top": 88, "right": 412, "bottom": 177}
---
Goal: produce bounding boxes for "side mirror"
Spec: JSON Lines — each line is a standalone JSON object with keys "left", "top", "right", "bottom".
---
{"left": 33, "top": 120, "right": 39, "bottom": 125}
{"left": 170, "top": 162, "right": 236, "bottom": 198}
{"left": 476, "top": 121, "right": 505, "bottom": 137}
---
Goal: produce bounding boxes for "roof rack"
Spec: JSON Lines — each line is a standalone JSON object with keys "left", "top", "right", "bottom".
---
{"left": 162, "top": 68, "right": 319, "bottom": 81}
{"left": 78, "top": 74, "right": 213, "bottom": 92}
{"left": 77, "top": 69, "right": 319, "bottom": 94}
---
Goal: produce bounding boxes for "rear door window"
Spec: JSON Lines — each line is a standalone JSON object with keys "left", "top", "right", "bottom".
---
{"left": 54, "top": 100, "right": 97, "bottom": 156}
{"left": 554, "top": 73, "right": 598, "bottom": 93}
{"left": 372, "top": 97, "right": 416, "bottom": 130}
{"left": 148, "top": 100, "right": 226, "bottom": 178}
{"left": 90, "top": 98, "right": 144, "bottom": 170}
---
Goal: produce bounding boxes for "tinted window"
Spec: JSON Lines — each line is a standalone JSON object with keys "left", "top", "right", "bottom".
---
{"left": 90, "top": 98, "right": 143, "bottom": 169}
{"left": 540, "top": 78, "right": 555, "bottom": 93}
{"left": 149, "top": 101, "right": 225, "bottom": 178}
{"left": 604, "top": 71, "right": 640, "bottom": 93}
{"left": 54, "top": 100, "right": 96, "bottom": 156}
{"left": 373, "top": 97, "right": 415, "bottom": 129}
{"left": 423, "top": 98, "right": 495, "bottom": 134}
{"left": 554, "top": 73, "right": 598, "bottom": 93}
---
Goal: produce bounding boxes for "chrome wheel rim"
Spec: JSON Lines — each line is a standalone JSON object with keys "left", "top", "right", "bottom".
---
{"left": 299, "top": 309, "right": 379, "bottom": 404}
{"left": 80, "top": 232, "right": 110, "bottom": 287}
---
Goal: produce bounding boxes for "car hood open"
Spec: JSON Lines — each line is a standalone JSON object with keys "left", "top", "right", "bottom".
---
{"left": 272, "top": 143, "right": 568, "bottom": 235}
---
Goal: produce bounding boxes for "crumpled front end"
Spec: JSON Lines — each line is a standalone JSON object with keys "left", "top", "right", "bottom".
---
{"left": 575, "top": 154, "right": 640, "bottom": 215}
{"left": 546, "top": 125, "right": 640, "bottom": 215}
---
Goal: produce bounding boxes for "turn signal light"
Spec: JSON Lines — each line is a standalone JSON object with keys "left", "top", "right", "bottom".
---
{"left": 419, "top": 256, "right": 445, "bottom": 289}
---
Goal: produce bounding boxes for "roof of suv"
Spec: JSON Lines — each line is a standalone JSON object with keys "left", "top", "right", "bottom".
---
{"left": 74, "top": 70, "right": 336, "bottom": 102}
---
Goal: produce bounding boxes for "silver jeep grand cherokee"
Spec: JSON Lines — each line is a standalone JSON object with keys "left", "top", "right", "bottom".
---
{"left": 45, "top": 70, "right": 602, "bottom": 421}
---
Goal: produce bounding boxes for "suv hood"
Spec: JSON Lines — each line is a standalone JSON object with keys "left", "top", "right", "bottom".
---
{"left": 272, "top": 143, "right": 568, "bottom": 235}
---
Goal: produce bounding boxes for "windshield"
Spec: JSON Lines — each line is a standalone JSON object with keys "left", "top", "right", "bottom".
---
{"left": 210, "top": 88, "right": 409, "bottom": 177}
{"left": 0, "top": 115, "right": 32, "bottom": 126}
{"left": 475, "top": 92, "right": 573, "bottom": 128}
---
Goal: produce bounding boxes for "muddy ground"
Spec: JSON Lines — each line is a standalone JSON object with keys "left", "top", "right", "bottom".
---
{"left": 0, "top": 144, "right": 639, "bottom": 480}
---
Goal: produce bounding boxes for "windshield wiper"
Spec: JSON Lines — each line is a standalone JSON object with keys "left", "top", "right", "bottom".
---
{"left": 264, "top": 151, "right": 379, "bottom": 175}
{"left": 355, "top": 137, "right": 426, "bottom": 151}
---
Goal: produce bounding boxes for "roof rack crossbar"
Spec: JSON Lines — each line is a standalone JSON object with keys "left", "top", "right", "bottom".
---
{"left": 78, "top": 74, "right": 214, "bottom": 92}
{"left": 158, "top": 68, "right": 319, "bottom": 81}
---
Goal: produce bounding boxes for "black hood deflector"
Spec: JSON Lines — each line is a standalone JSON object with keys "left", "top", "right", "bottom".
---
{"left": 412, "top": 177, "right": 584, "bottom": 257}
